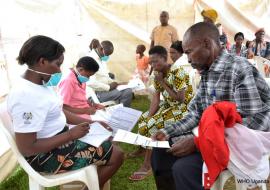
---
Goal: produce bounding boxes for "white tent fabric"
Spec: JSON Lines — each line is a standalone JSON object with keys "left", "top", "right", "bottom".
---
{"left": 0, "top": 0, "right": 269, "bottom": 86}
{"left": 0, "top": 0, "right": 269, "bottom": 182}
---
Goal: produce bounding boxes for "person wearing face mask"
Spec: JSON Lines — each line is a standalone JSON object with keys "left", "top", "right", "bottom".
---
{"left": 58, "top": 56, "right": 104, "bottom": 119}
{"left": 87, "top": 39, "right": 133, "bottom": 107}
{"left": 7, "top": 35, "right": 124, "bottom": 189}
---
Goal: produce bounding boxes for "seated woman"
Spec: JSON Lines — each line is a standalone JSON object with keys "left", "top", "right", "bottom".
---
{"left": 129, "top": 46, "right": 193, "bottom": 181}
{"left": 7, "top": 35, "right": 123, "bottom": 189}
{"left": 229, "top": 32, "right": 247, "bottom": 57}
{"left": 58, "top": 56, "right": 104, "bottom": 119}
{"left": 170, "top": 40, "right": 188, "bottom": 70}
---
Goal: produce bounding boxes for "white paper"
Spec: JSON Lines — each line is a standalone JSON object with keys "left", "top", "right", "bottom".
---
{"left": 117, "top": 78, "right": 145, "bottom": 91}
{"left": 113, "top": 129, "right": 170, "bottom": 148}
{"left": 92, "top": 104, "right": 142, "bottom": 134}
{"left": 75, "top": 122, "right": 112, "bottom": 147}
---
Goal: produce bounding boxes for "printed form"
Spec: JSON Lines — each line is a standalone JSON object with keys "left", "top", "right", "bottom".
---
{"left": 113, "top": 129, "right": 170, "bottom": 148}
{"left": 91, "top": 104, "right": 142, "bottom": 133}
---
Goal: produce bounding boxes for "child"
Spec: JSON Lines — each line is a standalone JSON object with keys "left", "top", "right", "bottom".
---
{"left": 134, "top": 44, "right": 150, "bottom": 84}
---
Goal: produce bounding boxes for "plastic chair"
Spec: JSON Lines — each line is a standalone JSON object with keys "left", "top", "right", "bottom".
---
{"left": 192, "top": 127, "right": 267, "bottom": 190}
{"left": 0, "top": 101, "right": 101, "bottom": 190}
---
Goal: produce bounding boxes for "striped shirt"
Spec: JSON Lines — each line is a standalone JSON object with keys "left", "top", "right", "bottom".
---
{"left": 161, "top": 51, "right": 270, "bottom": 143}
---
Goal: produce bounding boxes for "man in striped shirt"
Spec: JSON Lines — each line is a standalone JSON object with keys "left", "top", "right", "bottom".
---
{"left": 151, "top": 22, "right": 270, "bottom": 190}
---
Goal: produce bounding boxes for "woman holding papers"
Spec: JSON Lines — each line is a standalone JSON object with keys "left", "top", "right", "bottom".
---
{"left": 7, "top": 36, "right": 123, "bottom": 189}
{"left": 58, "top": 56, "right": 104, "bottom": 119}
{"left": 129, "top": 46, "right": 193, "bottom": 181}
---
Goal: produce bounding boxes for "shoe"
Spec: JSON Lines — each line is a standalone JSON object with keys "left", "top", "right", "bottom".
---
{"left": 128, "top": 169, "right": 152, "bottom": 181}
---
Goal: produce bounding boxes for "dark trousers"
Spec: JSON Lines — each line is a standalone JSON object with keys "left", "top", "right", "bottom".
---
{"left": 151, "top": 148, "right": 204, "bottom": 190}
{"left": 96, "top": 88, "right": 133, "bottom": 107}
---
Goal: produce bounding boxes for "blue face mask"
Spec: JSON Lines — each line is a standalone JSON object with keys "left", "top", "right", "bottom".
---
{"left": 44, "top": 73, "right": 62, "bottom": 86}
{"left": 75, "top": 69, "right": 89, "bottom": 83}
{"left": 101, "top": 55, "right": 109, "bottom": 62}
{"left": 77, "top": 75, "right": 89, "bottom": 83}
{"left": 28, "top": 68, "right": 62, "bottom": 87}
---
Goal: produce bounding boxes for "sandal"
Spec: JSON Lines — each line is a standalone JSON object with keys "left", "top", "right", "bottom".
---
{"left": 128, "top": 169, "right": 152, "bottom": 181}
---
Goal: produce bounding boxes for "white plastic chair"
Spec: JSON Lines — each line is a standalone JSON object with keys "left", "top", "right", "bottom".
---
{"left": 192, "top": 127, "right": 267, "bottom": 190}
{"left": 0, "top": 101, "right": 101, "bottom": 190}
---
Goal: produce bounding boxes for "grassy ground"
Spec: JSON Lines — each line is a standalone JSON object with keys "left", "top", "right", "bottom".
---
{"left": 0, "top": 95, "right": 269, "bottom": 190}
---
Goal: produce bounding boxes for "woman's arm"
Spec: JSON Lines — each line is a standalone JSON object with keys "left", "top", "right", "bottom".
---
{"left": 160, "top": 79, "right": 185, "bottom": 102}
{"left": 63, "top": 104, "right": 96, "bottom": 115}
{"left": 148, "top": 92, "right": 160, "bottom": 117}
{"left": 63, "top": 108, "right": 93, "bottom": 124}
{"left": 15, "top": 122, "right": 89, "bottom": 157}
{"left": 63, "top": 109, "right": 111, "bottom": 130}
{"left": 155, "top": 72, "right": 185, "bottom": 102}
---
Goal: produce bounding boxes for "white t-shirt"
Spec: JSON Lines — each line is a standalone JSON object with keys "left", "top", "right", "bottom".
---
{"left": 7, "top": 78, "right": 66, "bottom": 139}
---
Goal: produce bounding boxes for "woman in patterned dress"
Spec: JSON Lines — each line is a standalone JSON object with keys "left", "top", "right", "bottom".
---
{"left": 129, "top": 45, "right": 193, "bottom": 181}
{"left": 7, "top": 35, "right": 124, "bottom": 189}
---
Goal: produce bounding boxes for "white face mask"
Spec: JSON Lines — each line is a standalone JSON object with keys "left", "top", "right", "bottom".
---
{"left": 28, "top": 68, "right": 62, "bottom": 86}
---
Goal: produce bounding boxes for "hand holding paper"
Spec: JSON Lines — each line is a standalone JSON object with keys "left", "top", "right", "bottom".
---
{"left": 72, "top": 122, "right": 112, "bottom": 147}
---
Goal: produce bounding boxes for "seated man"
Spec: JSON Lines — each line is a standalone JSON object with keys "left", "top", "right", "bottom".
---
{"left": 58, "top": 56, "right": 104, "bottom": 119}
{"left": 152, "top": 22, "right": 270, "bottom": 190}
{"left": 87, "top": 40, "right": 133, "bottom": 107}
{"left": 248, "top": 28, "right": 270, "bottom": 60}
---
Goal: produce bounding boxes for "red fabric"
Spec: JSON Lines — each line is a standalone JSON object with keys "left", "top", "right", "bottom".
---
{"left": 194, "top": 101, "right": 242, "bottom": 189}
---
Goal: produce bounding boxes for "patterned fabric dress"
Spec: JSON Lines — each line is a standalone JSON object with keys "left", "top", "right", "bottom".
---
{"left": 138, "top": 67, "right": 193, "bottom": 137}
{"left": 25, "top": 127, "right": 112, "bottom": 174}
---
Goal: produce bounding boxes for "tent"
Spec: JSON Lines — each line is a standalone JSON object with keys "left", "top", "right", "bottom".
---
{"left": 0, "top": 0, "right": 269, "bottom": 182}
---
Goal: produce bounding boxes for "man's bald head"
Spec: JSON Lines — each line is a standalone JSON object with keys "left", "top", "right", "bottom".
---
{"left": 183, "top": 22, "right": 220, "bottom": 46}
{"left": 182, "top": 22, "right": 222, "bottom": 72}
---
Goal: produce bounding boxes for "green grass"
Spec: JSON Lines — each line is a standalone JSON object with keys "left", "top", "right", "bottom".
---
{"left": 0, "top": 165, "right": 59, "bottom": 190}
{"left": 111, "top": 95, "right": 156, "bottom": 190}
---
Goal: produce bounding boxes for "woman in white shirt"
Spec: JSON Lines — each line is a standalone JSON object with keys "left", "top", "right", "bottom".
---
{"left": 7, "top": 35, "right": 123, "bottom": 189}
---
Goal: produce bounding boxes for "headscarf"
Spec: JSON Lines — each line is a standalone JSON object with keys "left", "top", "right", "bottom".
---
{"left": 255, "top": 28, "right": 265, "bottom": 35}
{"left": 201, "top": 9, "right": 218, "bottom": 23}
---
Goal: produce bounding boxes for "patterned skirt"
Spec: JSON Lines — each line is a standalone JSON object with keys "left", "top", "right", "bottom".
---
{"left": 25, "top": 127, "right": 112, "bottom": 174}
{"left": 138, "top": 103, "right": 186, "bottom": 137}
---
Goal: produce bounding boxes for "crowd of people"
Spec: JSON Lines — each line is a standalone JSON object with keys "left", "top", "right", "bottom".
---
{"left": 4, "top": 7, "right": 270, "bottom": 190}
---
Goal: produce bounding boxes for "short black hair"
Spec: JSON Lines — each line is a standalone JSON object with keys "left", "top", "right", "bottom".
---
{"left": 234, "top": 32, "right": 244, "bottom": 41}
{"left": 17, "top": 35, "right": 65, "bottom": 66}
{"left": 76, "top": 56, "right": 99, "bottom": 72}
{"left": 149, "top": 46, "right": 167, "bottom": 60}
{"left": 137, "top": 44, "right": 146, "bottom": 52}
{"left": 184, "top": 22, "right": 220, "bottom": 45}
{"left": 160, "top": 11, "right": 169, "bottom": 16}
{"left": 170, "top": 41, "right": 183, "bottom": 54}
{"left": 220, "top": 34, "right": 227, "bottom": 46}
{"left": 246, "top": 40, "right": 251, "bottom": 49}
{"left": 101, "top": 40, "right": 114, "bottom": 55}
